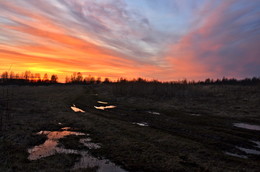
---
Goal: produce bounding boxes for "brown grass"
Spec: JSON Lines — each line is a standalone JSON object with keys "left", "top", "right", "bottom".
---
{"left": 0, "top": 84, "right": 259, "bottom": 171}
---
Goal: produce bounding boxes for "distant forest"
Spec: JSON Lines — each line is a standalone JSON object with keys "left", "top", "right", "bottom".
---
{"left": 0, "top": 71, "right": 259, "bottom": 85}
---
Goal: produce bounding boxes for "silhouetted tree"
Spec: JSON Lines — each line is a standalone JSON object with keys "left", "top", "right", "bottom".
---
{"left": 50, "top": 74, "right": 58, "bottom": 83}
{"left": 24, "top": 71, "right": 31, "bottom": 81}
{"left": 181, "top": 79, "right": 187, "bottom": 85}
{"left": 71, "top": 72, "right": 77, "bottom": 83}
{"left": 84, "top": 75, "right": 95, "bottom": 84}
{"left": 103, "top": 78, "right": 110, "bottom": 84}
{"left": 137, "top": 77, "right": 146, "bottom": 82}
{"left": 1, "top": 69, "right": 259, "bottom": 86}
{"left": 96, "top": 77, "right": 101, "bottom": 84}
{"left": 30, "top": 73, "right": 35, "bottom": 82}
{"left": 90, "top": 77, "right": 95, "bottom": 84}
{"left": 9, "top": 72, "right": 15, "bottom": 79}
{"left": 1, "top": 71, "right": 8, "bottom": 80}
{"left": 43, "top": 73, "right": 49, "bottom": 83}
{"left": 15, "top": 73, "right": 20, "bottom": 79}
{"left": 76, "top": 72, "right": 83, "bottom": 83}
{"left": 118, "top": 77, "right": 127, "bottom": 83}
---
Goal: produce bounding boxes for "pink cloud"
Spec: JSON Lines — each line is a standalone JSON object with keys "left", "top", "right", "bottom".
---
{"left": 163, "top": 0, "right": 260, "bottom": 80}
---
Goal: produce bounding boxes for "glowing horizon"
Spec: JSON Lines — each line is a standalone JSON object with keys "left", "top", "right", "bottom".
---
{"left": 0, "top": 0, "right": 259, "bottom": 82}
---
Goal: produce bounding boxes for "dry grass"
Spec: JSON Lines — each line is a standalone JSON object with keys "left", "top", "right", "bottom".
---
{"left": 0, "top": 84, "right": 259, "bottom": 171}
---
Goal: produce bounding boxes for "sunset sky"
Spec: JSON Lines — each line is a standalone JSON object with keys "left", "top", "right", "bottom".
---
{"left": 0, "top": 0, "right": 259, "bottom": 81}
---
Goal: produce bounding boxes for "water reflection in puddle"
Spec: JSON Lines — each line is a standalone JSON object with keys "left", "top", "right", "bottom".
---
{"left": 251, "top": 141, "right": 260, "bottom": 149}
{"left": 225, "top": 152, "right": 248, "bottom": 159}
{"left": 225, "top": 139, "right": 260, "bottom": 159}
{"left": 28, "top": 128, "right": 126, "bottom": 171}
{"left": 94, "top": 105, "right": 116, "bottom": 110}
{"left": 73, "top": 152, "right": 126, "bottom": 172}
{"left": 147, "top": 111, "right": 160, "bottom": 115}
{"left": 80, "top": 138, "right": 101, "bottom": 149}
{"left": 236, "top": 146, "right": 260, "bottom": 155}
{"left": 233, "top": 123, "right": 260, "bottom": 131}
{"left": 97, "top": 101, "right": 108, "bottom": 105}
{"left": 71, "top": 104, "right": 85, "bottom": 113}
{"left": 190, "top": 113, "right": 201, "bottom": 117}
{"left": 28, "top": 130, "right": 85, "bottom": 160}
{"left": 235, "top": 140, "right": 260, "bottom": 156}
{"left": 132, "top": 122, "right": 149, "bottom": 127}
{"left": 61, "top": 127, "right": 72, "bottom": 131}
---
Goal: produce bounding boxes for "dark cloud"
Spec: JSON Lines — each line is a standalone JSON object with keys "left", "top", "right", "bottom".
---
{"left": 0, "top": 0, "right": 259, "bottom": 80}
{"left": 165, "top": 0, "right": 260, "bottom": 79}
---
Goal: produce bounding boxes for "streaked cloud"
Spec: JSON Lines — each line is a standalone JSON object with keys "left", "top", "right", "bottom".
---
{"left": 163, "top": 0, "right": 260, "bottom": 80}
{"left": 0, "top": 0, "right": 259, "bottom": 81}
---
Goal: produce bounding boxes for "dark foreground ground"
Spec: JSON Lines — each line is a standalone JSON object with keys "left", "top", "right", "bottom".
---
{"left": 0, "top": 84, "right": 260, "bottom": 171}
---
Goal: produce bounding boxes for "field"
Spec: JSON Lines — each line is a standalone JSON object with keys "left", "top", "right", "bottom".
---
{"left": 0, "top": 84, "right": 260, "bottom": 171}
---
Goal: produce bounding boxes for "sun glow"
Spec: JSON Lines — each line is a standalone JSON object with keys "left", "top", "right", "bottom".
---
{"left": 0, "top": 0, "right": 259, "bottom": 81}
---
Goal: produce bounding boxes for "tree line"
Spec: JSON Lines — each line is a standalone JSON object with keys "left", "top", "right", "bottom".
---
{"left": 65, "top": 72, "right": 110, "bottom": 84}
{"left": 113, "top": 77, "right": 260, "bottom": 85}
{"left": 0, "top": 71, "right": 110, "bottom": 85}
{"left": 0, "top": 71, "right": 259, "bottom": 85}
{"left": 0, "top": 71, "right": 58, "bottom": 85}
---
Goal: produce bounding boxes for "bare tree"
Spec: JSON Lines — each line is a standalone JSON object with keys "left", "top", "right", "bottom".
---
{"left": 76, "top": 72, "right": 83, "bottom": 83}
{"left": 103, "top": 78, "right": 110, "bottom": 84}
{"left": 96, "top": 77, "right": 101, "bottom": 84}
{"left": 50, "top": 74, "right": 58, "bottom": 83}
{"left": 43, "top": 73, "right": 49, "bottom": 83}
{"left": 1, "top": 71, "right": 8, "bottom": 80}
{"left": 15, "top": 73, "right": 20, "bottom": 79}
{"left": 71, "top": 72, "right": 77, "bottom": 83}
{"left": 30, "top": 73, "right": 35, "bottom": 82}
{"left": 9, "top": 71, "right": 15, "bottom": 79}
{"left": 24, "top": 71, "right": 31, "bottom": 81}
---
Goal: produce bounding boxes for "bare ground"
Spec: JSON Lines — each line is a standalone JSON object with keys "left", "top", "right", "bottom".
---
{"left": 0, "top": 84, "right": 259, "bottom": 171}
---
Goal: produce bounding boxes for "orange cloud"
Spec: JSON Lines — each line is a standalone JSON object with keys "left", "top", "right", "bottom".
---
{"left": 1, "top": 0, "right": 259, "bottom": 82}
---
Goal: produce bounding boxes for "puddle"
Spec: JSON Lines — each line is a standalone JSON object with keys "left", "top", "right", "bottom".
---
{"left": 190, "top": 113, "right": 201, "bottom": 116}
{"left": 133, "top": 122, "right": 149, "bottom": 127}
{"left": 28, "top": 128, "right": 126, "bottom": 171}
{"left": 28, "top": 130, "right": 85, "bottom": 160}
{"left": 251, "top": 141, "right": 260, "bottom": 149}
{"left": 233, "top": 123, "right": 260, "bottom": 131}
{"left": 73, "top": 152, "right": 127, "bottom": 172}
{"left": 225, "top": 139, "right": 260, "bottom": 159}
{"left": 80, "top": 138, "right": 101, "bottom": 149}
{"left": 71, "top": 104, "right": 85, "bottom": 113}
{"left": 61, "top": 127, "right": 72, "bottom": 131}
{"left": 94, "top": 105, "right": 116, "bottom": 110}
{"left": 97, "top": 101, "right": 108, "bottom": 105}
{"left": 147, "top": 111, "right": 160, "bottom": 115}
{"left": 225, "top": 152, "right": 248, "bottom": 159}
{"left": 236, "top": 146, "right": 260, "bottom": 155}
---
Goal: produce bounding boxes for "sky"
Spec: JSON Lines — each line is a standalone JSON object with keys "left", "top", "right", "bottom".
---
{"left": 0, "top": 0, "right": 259, "bottom": 81}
